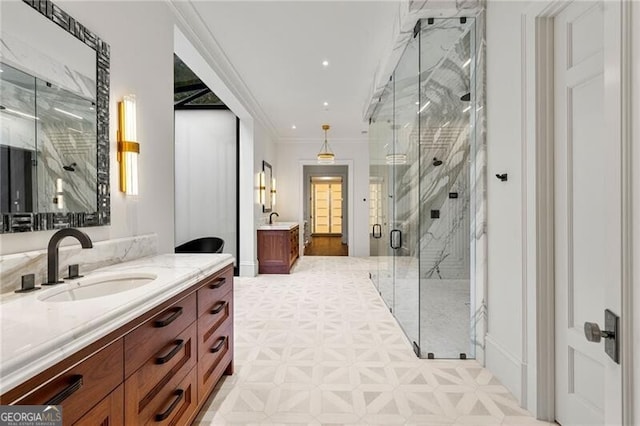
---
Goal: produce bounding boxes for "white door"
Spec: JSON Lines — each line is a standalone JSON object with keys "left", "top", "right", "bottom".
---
{"left": 554, "top": 1, "right": 622, "bottom": 425}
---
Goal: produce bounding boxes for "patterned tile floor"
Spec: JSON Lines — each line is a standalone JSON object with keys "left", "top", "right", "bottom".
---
{"left": 194, "top": 257, "right": 554, "bottom": 425}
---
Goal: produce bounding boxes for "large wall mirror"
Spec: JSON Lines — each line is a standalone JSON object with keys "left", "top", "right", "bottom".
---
{"left": 0, "top": 0, "right": 110, "bottom": 233}
{"left": 262, "top": 161, "right": 273, "bottom": 213}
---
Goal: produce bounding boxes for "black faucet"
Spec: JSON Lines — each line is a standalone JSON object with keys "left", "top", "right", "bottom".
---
{"left": 44, "top": 228, "right": 93, "bottom": 285}
{"left": 269, "top": 212, "right": 279, "bottom": 225}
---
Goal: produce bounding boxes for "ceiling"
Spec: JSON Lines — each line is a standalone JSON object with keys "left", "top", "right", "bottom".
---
{"left": 187, "top": 1, "right": 400, "bottom": 142}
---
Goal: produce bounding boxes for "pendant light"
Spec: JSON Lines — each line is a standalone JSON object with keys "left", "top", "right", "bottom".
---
{"left": 317, "top": 124, "right": 335, "bottom": 164}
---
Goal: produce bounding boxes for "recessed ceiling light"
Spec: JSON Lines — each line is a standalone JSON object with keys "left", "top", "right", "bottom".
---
{"left": 291, "top": 125, "right": 297, "bottom": 129}
{"left": 415, "top": 101, "right": 419, "bottom": 105}
{"left": 322, "top": 60, "right": 329, "bottom": 67}
{"left": 323, "top": 101, "right": 329, "bottom": 107}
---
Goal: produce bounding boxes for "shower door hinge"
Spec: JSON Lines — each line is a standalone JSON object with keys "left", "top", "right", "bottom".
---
{"left": 413, "top": 20, "right": 421, "bottom": 38}
{"left": 389, "top": 307, "right": 393, "bottom": 313}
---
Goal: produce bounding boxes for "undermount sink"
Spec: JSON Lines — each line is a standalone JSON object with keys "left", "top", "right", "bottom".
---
{"left": 38, "top": 273, "right": 158, "bottom": 302}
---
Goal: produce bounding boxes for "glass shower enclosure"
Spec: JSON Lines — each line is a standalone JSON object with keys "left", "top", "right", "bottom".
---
{"left": 369, "top": 17, "right": 478, "bottom": 359}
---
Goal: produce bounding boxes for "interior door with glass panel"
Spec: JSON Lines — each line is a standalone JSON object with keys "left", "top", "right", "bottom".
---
{"left": 312, "top": 182, "right": 329, "bottom": 233}
{"left": 312, "top": 178, "right": 342, "bottom": 235}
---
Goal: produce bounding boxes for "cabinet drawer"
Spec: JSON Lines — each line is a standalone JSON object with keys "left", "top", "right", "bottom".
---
{"left": 124, "top": 322, "right": 197, "bottom": 411}
{"left": 125, "top": 292, "right": 197, "bottom": 377}
{"left": 74, "top": 384, "right": 123, "bottom": 426}
{"left": 126, "top": 364, "right": 197, "bottom": 426}
{"left": 15, "top": 339, "right": 123, "bottom": 426}
{"left": 197, "top": 267, "right": 233, "bottom": 318}
{"left": 197, "top": 322, "right": 233, "bottom": 401}
{"left": 197, "top": 288, "right": 233, "bottom": 359}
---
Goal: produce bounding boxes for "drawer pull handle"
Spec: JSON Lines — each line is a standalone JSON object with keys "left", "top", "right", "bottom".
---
{"left": 154, "top": 389, "right": 184, "bottom": 422}
{"left": 209, "top": 278, "right": 226, "bottom": 289}
{"left": 154, "top": 307, "right": 183, "bottom": 328}
{"left": 45, "top": 374, "right": 83, "bottom": 405}
{"left": 155, "top": 339, "right": 185, "bottom": 365}
{"left": 210, "top": 301, "right": 227, "bottom": 315}
{"left": 210, "top": 336, "right": 227, "bottom": 353}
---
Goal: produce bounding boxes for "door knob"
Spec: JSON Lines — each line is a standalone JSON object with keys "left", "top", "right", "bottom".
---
{"left": 583, "top": 322, "right": 615, "bottom": 343}
{"left": 583, "top": 309, "right": 620, "bottom": 364}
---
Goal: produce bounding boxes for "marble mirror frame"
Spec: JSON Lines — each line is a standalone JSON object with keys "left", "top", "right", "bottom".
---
{"left": 1, "top": 0, "right": 110, "bottom": 233}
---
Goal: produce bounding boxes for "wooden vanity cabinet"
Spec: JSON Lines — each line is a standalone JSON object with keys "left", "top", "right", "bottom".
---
{"left": 75, "top": 384, "right": 124, "bottom": 426}
{"left": 124, "top": 293, "right": 199, "bottom": 425}
{"left": 196, "top": 266, "right": 234, "bottom": 401}
{"left": 6, "top": 338, "right": 123, "bottom": 425}
{"left": 258, "top": 225, "right": 300, "bottom": 274}
{"left": 0, "top": 264, "right": 234, "bottom": 426}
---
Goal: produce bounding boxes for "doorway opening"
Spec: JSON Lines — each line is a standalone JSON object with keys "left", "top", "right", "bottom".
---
{"left": 173, "top": 54, "right": 240, "bottom": 275}
{"left": 311, "top": 177, "right": 342, "bottom": 235}
{"left": 303, "top": 166, "right": 348, "bottom": 256}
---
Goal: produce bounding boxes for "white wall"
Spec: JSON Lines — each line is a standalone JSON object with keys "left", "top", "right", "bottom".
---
{"left": 175, "top": 109, "right": 237, "bottom": 260}
{"left": 276, "top": 140, "right": 369, "bottom": 257}
{"left": 1, "top": 1, "right": 176, "bottom": 255}
{"left": 484, "top": 0, "right": 526, "bottom": 402}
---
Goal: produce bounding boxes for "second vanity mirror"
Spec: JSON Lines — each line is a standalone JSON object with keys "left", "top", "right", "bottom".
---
{"left": 0, "top": 0, "right": 110, "bottom": 233}
{"left": 262, "top": 161, "right": 273, "bottom": 213}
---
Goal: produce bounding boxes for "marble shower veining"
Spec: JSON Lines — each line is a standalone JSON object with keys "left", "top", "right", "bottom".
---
{"left": 0, "top": 233, "right": 157, "bottom": 294}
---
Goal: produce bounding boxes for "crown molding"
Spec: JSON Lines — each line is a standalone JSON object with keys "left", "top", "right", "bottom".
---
{"left": 166, "top": 0, "right": 279, "bottom": 141}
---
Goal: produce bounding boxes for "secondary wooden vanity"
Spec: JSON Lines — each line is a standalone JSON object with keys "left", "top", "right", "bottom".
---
{"left": 0, "top": 257, "right": 234, "bottom": 425}
{"left": 257, "top": 223, "right": 300, "bottom": 274}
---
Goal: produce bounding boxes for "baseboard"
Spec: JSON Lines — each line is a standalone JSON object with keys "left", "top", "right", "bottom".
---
{"left": 239, "top": 260, "right": 258, "bottom": 277}
{"left": 485, "top": 334, "right": 525, "bottom": 405}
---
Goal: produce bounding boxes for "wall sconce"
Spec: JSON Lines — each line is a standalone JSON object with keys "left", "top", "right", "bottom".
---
{"left": 54, "top": 178, "right": 64, "bottom": 209}
{"left": 259, "top": 171, "right": 266, "bottom": 205}
{"left": 117, "top": 94, "right": 139, "bottom": 195}
{"left": 271, "top": 178, "right": 277, "bottom": 206}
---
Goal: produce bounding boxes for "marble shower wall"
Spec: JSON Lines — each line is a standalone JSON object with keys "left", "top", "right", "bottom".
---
{"left": 471, "top": 9, "right": 487, "bottom": 364}
{"left": 367, "top": 11, "right": 486, "bottom": 360}
{"left": 0, "top": 234, "right": 157, "bottom": 294}
{"left": 416, "top": 20, "right": 474, "bottom": 281}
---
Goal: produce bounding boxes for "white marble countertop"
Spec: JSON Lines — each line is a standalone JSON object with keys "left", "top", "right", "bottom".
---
{"left": 257, "top": 222, "right": 299, "bottom": 231}
{"left": 0, "top": 253, "right": 234, "bottom": 395}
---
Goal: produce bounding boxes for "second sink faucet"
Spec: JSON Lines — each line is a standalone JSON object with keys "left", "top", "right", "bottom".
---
{"left": 269, "top": 212, "right": 279, "bottom": 225}
{"left": 44, "top": 228, "right": 93, "bottom": 285}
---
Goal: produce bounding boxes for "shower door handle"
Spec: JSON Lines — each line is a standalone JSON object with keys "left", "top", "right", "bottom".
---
{"left": 390, "top": 229, "right": 402, "bottom": 249}
{"left": 372, "top": 224, "right": 382, "bottom": 238}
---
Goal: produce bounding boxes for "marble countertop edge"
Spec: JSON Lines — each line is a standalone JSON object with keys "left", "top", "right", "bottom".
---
{"left": 0, "top": 253, "right": 234, "bottom": 395}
